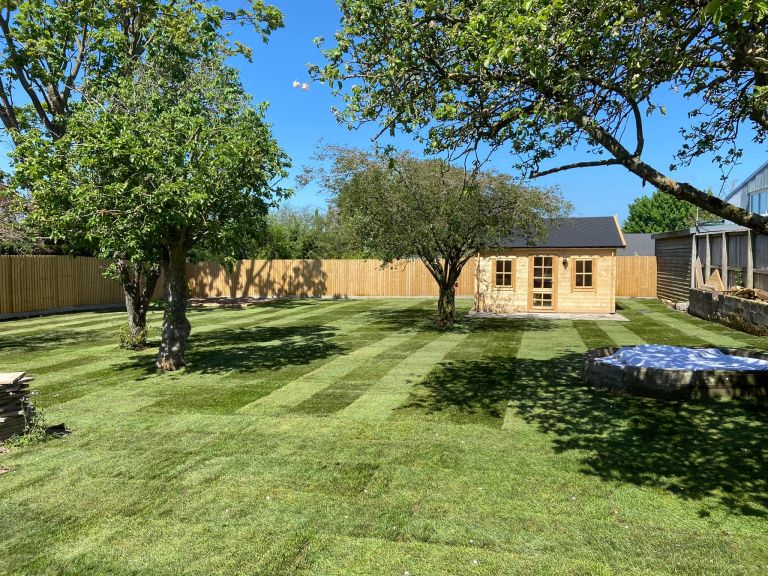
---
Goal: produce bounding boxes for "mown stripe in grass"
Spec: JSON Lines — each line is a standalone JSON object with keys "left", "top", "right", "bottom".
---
{"left": 339, "top": 331, "right": 470, "bottom": 422}
{"left": 290, "top": 331, "right": 445, "bottom": 416}
{"left": 651, "top": 308, "right": 768, "bottom": 350}
{"left": 573, "top": 321, "right": 614, "bottom": 350}
{"left": 390, "top": 317, "right": 528, "bottom": 427}
{"left": 596, "top": 321, "right": 647, "bottom": 346}
{"left": 644, "top": 311, "right": 752, "bottom": 348}
{"left": 236, "top": 328, "right": 419, "bottom": 416}
{"left": 620, "top": 311, "right": 712, "bottom": 347}
{"left": 502, "top": 324, "right": 587, "bottom": 429}
{"left": 8, "top": 301, "right": 383, "bottom": 386}
{"left": 140, "top": 303, "right": 425, "bottom": 414}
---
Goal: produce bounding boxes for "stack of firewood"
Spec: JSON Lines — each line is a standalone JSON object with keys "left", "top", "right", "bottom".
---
{"left": 0, "top": 372, "right": 33, "bottom": 442}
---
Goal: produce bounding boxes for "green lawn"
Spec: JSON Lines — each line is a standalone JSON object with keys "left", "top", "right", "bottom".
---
{"left": 1, "top": 298, "right": 767, "bottom": 575}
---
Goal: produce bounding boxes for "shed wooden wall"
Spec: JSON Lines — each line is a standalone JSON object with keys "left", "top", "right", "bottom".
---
{"left": 475, "top": 248, "right": 617, "bottom": 314}
{"left": 655, "top": 235, "right": 692, "bottom": 302}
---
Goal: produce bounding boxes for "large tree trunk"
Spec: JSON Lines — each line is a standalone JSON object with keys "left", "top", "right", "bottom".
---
{"left": 156, "top": 243, "right": 190, "bottom": 371}
{"left": 437, "top": 282, "right": 456, "bottom": 329}
{"left": 117, "top": 260, "right": 161, "bottom": 348}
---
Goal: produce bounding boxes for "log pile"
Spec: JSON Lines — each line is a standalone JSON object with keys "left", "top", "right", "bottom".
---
{"left": 0, "top": 372, "right": 33, "bottom": 442}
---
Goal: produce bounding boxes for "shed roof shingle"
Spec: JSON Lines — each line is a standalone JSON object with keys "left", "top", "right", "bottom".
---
{"left": 497, "top": 216, "right": 625, "bottom": 249}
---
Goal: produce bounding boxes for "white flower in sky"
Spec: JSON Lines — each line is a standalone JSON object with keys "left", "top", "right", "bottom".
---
{"left": 301, "top": 83, "right": 310, "bottom": 91}
{"left": 292, "top": 80, "right": 301, "bottom": 88}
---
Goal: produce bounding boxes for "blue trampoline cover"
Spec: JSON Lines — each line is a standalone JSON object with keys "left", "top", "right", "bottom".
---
{"left": 596, "top": 344, "right": 768, "bottom": 371}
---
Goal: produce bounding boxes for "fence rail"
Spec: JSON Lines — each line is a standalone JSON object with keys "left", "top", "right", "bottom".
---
{"left": 0, "top": 254, "right": 658, "bottom": 316}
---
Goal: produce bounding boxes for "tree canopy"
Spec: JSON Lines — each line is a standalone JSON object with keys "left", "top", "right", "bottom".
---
{"left": 312, "top": 146, "right": 569, "bottom": 327}
{"left": 314, "top": 0, "right": 768, "bottom": 233}
{"left": 623, "top": 190, "right": 717, "bottom": 234}
{"left": 0, "top": 0, "right": 282, "bottom": 142}
{"left": 250, "top": 206, "right": 362, "bottom": 260}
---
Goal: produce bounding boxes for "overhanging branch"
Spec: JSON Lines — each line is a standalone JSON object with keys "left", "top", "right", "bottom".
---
{"left": 531, "top": 158, "right": 622, "bottom": 178}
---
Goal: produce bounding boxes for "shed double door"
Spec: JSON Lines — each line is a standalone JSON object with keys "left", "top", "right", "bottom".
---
{"left": 528, "top": 255, "right": 557, "bottom": 312}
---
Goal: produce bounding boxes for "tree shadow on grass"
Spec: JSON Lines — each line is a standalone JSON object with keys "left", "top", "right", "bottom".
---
{"left": 402, "top": 351, "right": 768, "bottom": 516}
{"left": 118, "top": 324, "right": 343, "bottom": 379}
{"left": 183, "top": 324, "right": 342, "bottom": 375}
{"left": 0, "top": 329, "right": 112, "bottom": 353}
{"left": 366, "top": 305, "right": 554, "bottom": 334}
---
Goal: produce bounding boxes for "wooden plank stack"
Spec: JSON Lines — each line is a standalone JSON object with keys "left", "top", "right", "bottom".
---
{"left": 0, "top": 372, "right": 33, "bottom": 442}
{"left": 730, "top": 287, "right": 768, "bottom": 302}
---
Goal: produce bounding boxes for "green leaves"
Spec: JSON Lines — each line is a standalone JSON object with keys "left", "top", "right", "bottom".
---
{"left": 14, "top": 56, "right": 289, "bottom": 266}
{"left": 312, "top": 145, "right": 569, "bottom": 268}
{"left": 0, "top": 1, "right": 284, "bottom": 141}
{"left": 623, "top": 190, "right": 716, "bottom": 233}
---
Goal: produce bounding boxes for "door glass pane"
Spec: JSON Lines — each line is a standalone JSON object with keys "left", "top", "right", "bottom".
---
{"left": 531, "top": 256, "right": 554, "bottom": 309}
{"left": 532, "top": 292, "right": 552, "bottom": 308}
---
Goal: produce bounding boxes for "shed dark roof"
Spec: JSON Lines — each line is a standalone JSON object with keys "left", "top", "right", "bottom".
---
{"left": 498, "top": 216, "right": 625, "bottom": 249}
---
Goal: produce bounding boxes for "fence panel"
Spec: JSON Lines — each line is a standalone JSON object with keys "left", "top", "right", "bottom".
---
{"left": 0, "top": 255, "right": 125, "bottom": 315}
{"left": 616, "top": 255, "right": 657, "bottom": 297}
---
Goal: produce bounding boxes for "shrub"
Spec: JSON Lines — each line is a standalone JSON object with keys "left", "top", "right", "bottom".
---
{"left": 118, "top": 325, "right": 149, "bottom": 350}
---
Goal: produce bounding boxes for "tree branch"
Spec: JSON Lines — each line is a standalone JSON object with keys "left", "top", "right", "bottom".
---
{"left": 531, "top": 158, "right": 622, "bottom": 178}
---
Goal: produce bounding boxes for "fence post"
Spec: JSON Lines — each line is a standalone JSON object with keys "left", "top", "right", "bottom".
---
{"left": 747, "top": 231, "right": 754, "bottom": 288}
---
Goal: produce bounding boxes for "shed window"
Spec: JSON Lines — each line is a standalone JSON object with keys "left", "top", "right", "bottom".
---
{"left": 574, "top": 259, "right": 594, "bottom": 289}
{"left": 494, "top": 259, "right": 514, "bottom": 288}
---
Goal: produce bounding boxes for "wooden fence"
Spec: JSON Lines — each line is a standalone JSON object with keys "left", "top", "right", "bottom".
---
{"left": 0, "top": 255, "right": 125, "bottom": 315}
{"left": 616, "top": 255, "right": 657, "bottom": 297}
{"left": 186, "top": 259, "right": 476, "bottom": 299}
{"left": 0, "top": 255, "right": 658, "bottom": 316}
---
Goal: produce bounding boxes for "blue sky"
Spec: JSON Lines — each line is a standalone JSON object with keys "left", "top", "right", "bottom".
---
{"left": 230, "top": 0, "right": 765, "bottom": 222}
{"left": 3, "top": 0, "right": 765, "bottom": 223}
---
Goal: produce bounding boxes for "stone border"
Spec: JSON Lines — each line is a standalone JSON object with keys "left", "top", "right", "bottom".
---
{"left": 584, "top": 346, "right": 768, "bottom": 400}
{"left": 689, "top": 288, "right": 768, "bottom": 336}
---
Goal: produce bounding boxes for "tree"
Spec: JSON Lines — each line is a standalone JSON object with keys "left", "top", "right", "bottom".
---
{"left": 624, "top": 190, "right": 718, "bottom": 233}
{"left": 251, "top": 206, "right": 363, "bottom": 259}
{"left": 13, "top": 58, "right": 289, "bottom": 369}
{"left": 0, "top": 0, "right": 283, "bottom": 343}
{"left": 313, "top": 146, "right": 569, "bottom": 328}
{"left": 314, "top": 0, "right": 768, "bottom": 234}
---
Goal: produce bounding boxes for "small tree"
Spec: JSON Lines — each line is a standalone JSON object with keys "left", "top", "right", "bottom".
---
{"left": 624, "top": 190, "right": 718, "bottom": 233}
{"left": 314, "top": 147, "right": 569, "bottom": 328}
{"left": 15, "top": 58, "right": 289, "bottom": 369}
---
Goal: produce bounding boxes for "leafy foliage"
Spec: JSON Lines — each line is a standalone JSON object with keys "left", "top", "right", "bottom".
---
{"left": 315, "top": 0, "right": 768, "bottom": 233}
{"left": 14, "top": 59, "right": 288, "bottom": 266}
{"left": 624, "top": 190, "right": 718, "bottom": 233}
{"left": 250, "top": 205, "right": 363, "bottom": 260}
{"left": 0, "top": 0, "right": 283, "bottom": 142}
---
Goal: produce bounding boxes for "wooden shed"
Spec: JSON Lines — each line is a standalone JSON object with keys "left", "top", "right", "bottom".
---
{"left": 475, "top": 216, "right": 626, "bottom": 314}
